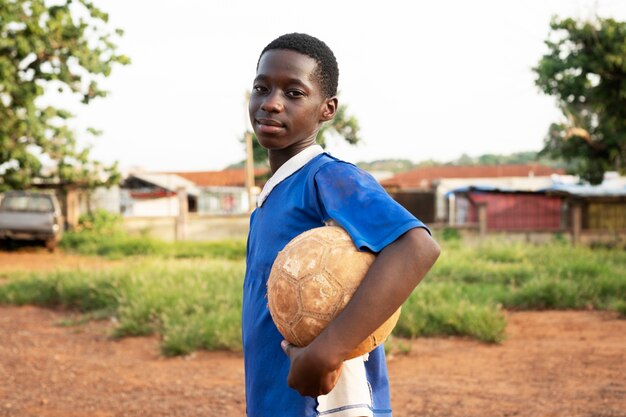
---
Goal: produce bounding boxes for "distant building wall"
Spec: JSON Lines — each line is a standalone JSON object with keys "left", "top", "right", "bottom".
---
{"left": 123, "top": 214, "right": 249, "bottom": 241}
{"left": 460, "top": 192, "right": 564, "bottom": 231}
{"left": 586, "top": 201, "right": 626, "bottom": 230}
{"left": 121, "top": 193, "right": 180, "bottom": 217}
{"left": 451, "top": 191, "right": 567, "bottom": 232}
{"left": 434, "top": 177, "right": 563, "bottom": 221}
{"left": 197, "top": 187, "right": 249, "bottom": 215}
{"left": 78, "top": 186, "right": 121, "bottom": 215}
{"left": 447, "top": 188, "right": 626, "bottom": 247}
{"left": 388, "top": 190, "right": 436, "bottom": 223}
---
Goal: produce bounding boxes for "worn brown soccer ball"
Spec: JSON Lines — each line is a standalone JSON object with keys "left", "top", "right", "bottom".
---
{"left": 267, "top": 225, "right": 401, "bottom": 359}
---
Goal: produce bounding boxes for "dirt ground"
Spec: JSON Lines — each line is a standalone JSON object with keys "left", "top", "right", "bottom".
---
{"left": 1, "top": 250, "right": 625, "bottom": 417}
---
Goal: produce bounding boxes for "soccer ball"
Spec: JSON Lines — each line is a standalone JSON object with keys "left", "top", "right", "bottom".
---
{"left": 267, "top": 225, "right": 401, "bottom": 359}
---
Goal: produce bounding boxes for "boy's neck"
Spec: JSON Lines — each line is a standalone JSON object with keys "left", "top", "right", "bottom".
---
{"left": 268, "top": 136, "right": 318, "bottom": 174}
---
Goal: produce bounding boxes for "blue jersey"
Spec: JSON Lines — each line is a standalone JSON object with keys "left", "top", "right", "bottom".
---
{"left": 243, "top": 152, "right": 427, "bottom": 417}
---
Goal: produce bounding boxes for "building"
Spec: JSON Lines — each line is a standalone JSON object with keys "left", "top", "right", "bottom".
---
{"left": 446, "top": 172, "right": 626, "bottom": 243}
{"left": 449, "top": 186, "right": 565, "bottom": 231}
{"left": 546, "top": 173, "right": 626, "bottom": 240}
{"left": 174, "top": 168, "right": 268, "bottom": 215}
{"left": 120, "top": 172, "right": 199, "bottom": 217}
{"left": 380, "top": 164, "right": 567, "bottom": 224}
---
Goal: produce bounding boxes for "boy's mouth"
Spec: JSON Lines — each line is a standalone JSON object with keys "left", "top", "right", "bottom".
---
{"left": 256, "top": 118, "right": 285, "bottom": 134}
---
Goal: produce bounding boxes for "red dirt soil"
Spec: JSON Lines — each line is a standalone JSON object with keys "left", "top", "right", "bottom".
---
{"left": 1, "top": 251, "right": 625, "bottom": 417}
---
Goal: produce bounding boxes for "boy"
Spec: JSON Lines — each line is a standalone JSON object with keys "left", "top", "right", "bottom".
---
{"left": 243, "top": 33, "right": 440, "bottom": 417}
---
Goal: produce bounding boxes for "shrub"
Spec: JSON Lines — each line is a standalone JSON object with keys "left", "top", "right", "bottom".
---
{"left": 440, "top": 227, "right": 461, "bottom": 242}
{"left": 77, "top": 209, "right": 124, "bottom": 235}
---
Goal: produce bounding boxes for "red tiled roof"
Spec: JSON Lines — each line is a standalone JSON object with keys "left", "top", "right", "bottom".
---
{"left": 172, "top": 168, "right": 269, "bottom": 187}
{"left": 380, "top": 164, "right": 565, "bottom": 189}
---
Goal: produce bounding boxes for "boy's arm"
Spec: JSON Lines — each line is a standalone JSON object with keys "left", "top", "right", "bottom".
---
{"left": 281, "top": 226, "right": 440, "bottom": 397}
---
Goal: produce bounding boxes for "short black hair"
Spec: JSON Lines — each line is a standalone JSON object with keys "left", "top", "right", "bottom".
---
{"left": 258, "top": 33, "right": 339, "bottom": 98}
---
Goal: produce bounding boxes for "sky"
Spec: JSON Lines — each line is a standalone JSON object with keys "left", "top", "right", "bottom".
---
{"left": 61, "top": 0, "right": 626, "bottom": 173}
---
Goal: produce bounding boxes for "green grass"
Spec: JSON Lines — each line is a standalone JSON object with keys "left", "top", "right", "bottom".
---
{"left": 60, "top": 231, "right": 246, "bottom": 260}
{"left": 396, "top": 283, "right": 507, "bottom": 343}
{"left": 429, "top": 239, "right": 626, "bottom": 311}
{"left": 1, "top": 236, "right": 625, "bottom": 356}
{"left": 0, "top": 258, "right": 244, "bottom": 356}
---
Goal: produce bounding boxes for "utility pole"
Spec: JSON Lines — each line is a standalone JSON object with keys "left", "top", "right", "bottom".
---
{"left": 175, "top": 186, "right": 188, "bottom": 241}
{"left": 243, "top": 90, "right": 256, "bottom": 213}
{"left": 245, "top": 131, "right": 255, "bottom": 213}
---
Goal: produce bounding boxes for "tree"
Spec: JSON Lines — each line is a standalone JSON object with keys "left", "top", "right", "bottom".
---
{"left": 316, "top": 103, "right": 360, "bottom": 147}
{"left": 0, "top": 0, "right": 129, "bottom": 192}
{"left": 241, "top": 101, "right": 361, "bottom": 167}
{"left": 534, "top": 16, "right": 626, "bottom": 184}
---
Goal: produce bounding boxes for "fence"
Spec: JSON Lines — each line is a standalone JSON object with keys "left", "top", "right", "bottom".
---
{"left": 454, "top": 192, "right": 565, "bottom": 232}
{"left": 450, "top": 190, "right": 626, "bottom": 244}
{"left": 585, "top": 200, "right": 626, "bottom": 230}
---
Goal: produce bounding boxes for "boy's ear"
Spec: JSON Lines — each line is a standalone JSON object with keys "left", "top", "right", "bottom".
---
{"left": 320, "top": 97, "right": 338, "bottom": 122}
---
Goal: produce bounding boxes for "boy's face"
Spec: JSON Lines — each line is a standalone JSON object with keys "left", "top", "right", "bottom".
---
{"left": 249, "top": 49, "right": 336, "bottom": 152}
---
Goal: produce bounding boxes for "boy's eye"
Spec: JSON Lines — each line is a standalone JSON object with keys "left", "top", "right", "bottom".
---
{"left": 286, "top": 90, "right": 305, "bottom": 98}
{"left": 253, "top": 85, "right": 268, "bottom": 94}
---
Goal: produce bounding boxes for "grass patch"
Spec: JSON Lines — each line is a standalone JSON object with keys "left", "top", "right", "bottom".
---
{"left": 0, "top": 270, "right": 121, "bottom": 311}
{"left": 396, "top": 283, "right": 507, "bottom": 343}
{"left": 1, "top": 236, "right": 625, "bottom": 355}
{"left": 427, "top": 240, "right": 625, "bottom": 311}
{"left": 0, "top": 258, "right": 244, "bottom": 356}
{"left": 59, "top": 211, "right": 246, "bottom": 260}
{"left": 60, "top": 231, "right": 246, "bottom": 260}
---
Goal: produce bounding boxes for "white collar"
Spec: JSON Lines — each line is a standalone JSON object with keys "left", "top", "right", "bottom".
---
{"left": 257, "top": 145, "right": 325, "bottom": 207}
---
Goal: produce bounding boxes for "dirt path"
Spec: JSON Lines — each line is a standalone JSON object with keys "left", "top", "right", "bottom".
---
{"left": 1, "top": 250, "right": 625, "bottom": 416}
{"left": 391, "top": 310, "right": 626, "bottom": 417}
{"left": 1, "top": 307, "right": 624, "bottom": 417}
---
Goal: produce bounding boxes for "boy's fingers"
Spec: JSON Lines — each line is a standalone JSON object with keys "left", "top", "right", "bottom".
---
{"left": 280, "top": 340, "right": 293, "bottom": 356}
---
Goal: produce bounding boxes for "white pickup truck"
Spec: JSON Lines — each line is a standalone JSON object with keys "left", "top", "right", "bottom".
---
{"left": 0, "top": 191, "right": 64, "bottom": 250}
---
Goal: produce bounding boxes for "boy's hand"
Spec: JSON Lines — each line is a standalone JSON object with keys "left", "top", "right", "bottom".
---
{"left": 281, "top": 340, "right": 343, "bottom": 397}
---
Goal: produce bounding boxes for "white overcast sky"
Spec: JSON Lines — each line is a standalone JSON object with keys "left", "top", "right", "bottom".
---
{"left": 64, "top": 0, "right": 626, "bottom": 172}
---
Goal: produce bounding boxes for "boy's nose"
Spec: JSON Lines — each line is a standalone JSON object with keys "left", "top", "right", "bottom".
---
{"left": 260, "top": 92, "right": 284, "bottom": 113}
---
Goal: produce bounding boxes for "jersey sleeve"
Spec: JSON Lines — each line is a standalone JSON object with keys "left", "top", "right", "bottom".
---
{"left": 314, "top": 160, "right": 429, "bottom": 253}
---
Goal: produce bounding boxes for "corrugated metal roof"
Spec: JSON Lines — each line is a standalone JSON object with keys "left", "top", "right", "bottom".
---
{"left": 448, "top": 175, "right": 626, "bottom": 197}
{"left": 381, "top": 164, "right": 565, "bottom": 189}
{"left": 129, "top": 173, "right": 200, "bottom": 196}
{"left": 544, "top": 182, "right": 626, "bottom": 197}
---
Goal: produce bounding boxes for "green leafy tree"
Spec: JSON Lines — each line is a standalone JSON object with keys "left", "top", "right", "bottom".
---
{"left": 0, "top": 0, "right": 129, "bottom": 192}
{"left": 534, "top": 16, "right": 626, "bottom": 184}
{"left": 316, "top": 103, "right": 360, "bottom": 147}
{"left": 241, "top": 102, "right": 361, "bottom": 167}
